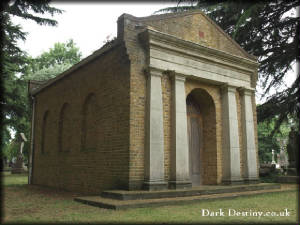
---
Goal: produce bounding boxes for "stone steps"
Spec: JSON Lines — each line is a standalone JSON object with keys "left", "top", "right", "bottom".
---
{"left": 100, "top": 183, "right": 280, "bottom": 200}
{"left": 74, "top": 183, "right": 292, "bottom": 210}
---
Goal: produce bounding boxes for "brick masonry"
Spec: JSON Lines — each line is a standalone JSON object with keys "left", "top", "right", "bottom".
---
{"left": 31, "top": 44, "right": 131, "bottom": 194}
{"left": 30, "top": 10, "right": 259, "bottom": 194}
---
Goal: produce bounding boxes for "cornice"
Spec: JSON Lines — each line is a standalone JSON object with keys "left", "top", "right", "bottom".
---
{"left": 139, "top": 27, "right": 259, "bottom": 74}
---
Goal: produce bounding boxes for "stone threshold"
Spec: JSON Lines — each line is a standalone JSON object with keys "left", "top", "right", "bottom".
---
{"left": 74, "top": 183, "right": 295, "bottom": 210}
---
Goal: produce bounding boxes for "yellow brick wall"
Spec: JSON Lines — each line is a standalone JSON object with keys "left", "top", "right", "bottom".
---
{"left": 141, "top": 12, "right": 247, "bottom": 58}
{"left": 236, "top": 92, "right": 244, "bottom": 177}
{"left": 161, "top": 74, "right": 172, "bottom": 182}
{"left": 32, "top": 44, "right": 131, "bottom": 194}
{"left": 252, "top": 95, "right": 259, "bottom": 177}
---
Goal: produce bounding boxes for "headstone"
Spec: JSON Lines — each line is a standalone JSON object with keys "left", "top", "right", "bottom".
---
{"left": 11, "top": 133, "right": 27, "bottom": 174}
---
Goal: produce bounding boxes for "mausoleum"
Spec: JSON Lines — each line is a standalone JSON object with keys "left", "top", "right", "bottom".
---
{"left": 28, "top": 10, "right": 260, "bottom": 194}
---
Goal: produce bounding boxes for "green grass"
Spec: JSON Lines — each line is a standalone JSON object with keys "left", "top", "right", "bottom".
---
{"left": 2, "top": 171, "right": 28, "bottom": 186}
{"left": 2, "top": 172, "right": 299, "bottom": 224}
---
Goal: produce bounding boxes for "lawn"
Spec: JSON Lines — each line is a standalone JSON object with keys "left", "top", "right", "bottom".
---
{"left": 2, "top": 172, "right": 299, "bottom": 224}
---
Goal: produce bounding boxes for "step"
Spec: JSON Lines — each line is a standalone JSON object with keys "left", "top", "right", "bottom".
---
{"left": 100, "top": 183, "right": 281, "bottom": 200}
{"left": 74, "top": 186, "right": 294, "bottom": 210}
{"left": 277, "top": 176, "right": 299, "bottom": 184}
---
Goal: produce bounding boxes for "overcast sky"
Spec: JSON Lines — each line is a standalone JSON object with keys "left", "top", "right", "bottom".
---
{"left": 12, "top": 2, "right": 178, "bottom": 58}
{"left": 11, "top": 2, "right": 297, "bottom": 104}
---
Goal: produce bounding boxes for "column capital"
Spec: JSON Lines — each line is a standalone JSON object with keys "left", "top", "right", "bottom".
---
{"left": 238, "top": 87, "right": 255, "bottom": 96}
{"left": 173, "top": 73, "right": 186, "bottom": 82}
{"left": 220, "top": 83, "right": 238, "bottom": 93}
{"left": 144, "top": 67, "right": 163, "bottom": 77}
{"left": 164, "top": 70, "right": 186, "bottom": 82}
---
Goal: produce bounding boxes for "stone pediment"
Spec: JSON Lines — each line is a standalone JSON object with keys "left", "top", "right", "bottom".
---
{"left": 122, "top": 10, "right": 256, "bottom": 61}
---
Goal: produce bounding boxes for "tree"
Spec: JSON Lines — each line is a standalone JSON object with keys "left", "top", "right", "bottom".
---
{"left": 257, "top": 118, "right": 290, "bottom": 163}
{"left": 1, "top": 1, "right": 63, "bottom": 162}
{"left": 1, "top": 0, "right": 63, "bottom": 132}
{"left": 3, "top": 140, "right": 20, "bottom": 163}
{"left": 5, "top": 39, "right": 82, "bottom": 161}
{"left": 25, "top": 39, "right": 82, "bottom": 81}
{"left": 156, "top": 0, "right": 299, "bottom": 134}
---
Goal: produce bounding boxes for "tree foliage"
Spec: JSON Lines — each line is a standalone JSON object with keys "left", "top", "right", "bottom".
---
{"left": 1, "top": 1, "right": 78, "bottom": 162}
{"left": 29, "top": 39, "right": 81, "bottom": 73}
{"left": 156, "top": 0, "right": 299, "bottom": 134}
{"left": 25, "top": 39, "right": 82, "bottom": 81}
{"left": 3, "top": 140, "right": 20, "bottom": 162}
{"left": 4, "top": 39, "right": 82, "bottom": 161}
{"left": 257, "top": 119, "right": 290, "bottom": 163}
{"left": 1, "top": 0, "right": 63, "bottom": 138}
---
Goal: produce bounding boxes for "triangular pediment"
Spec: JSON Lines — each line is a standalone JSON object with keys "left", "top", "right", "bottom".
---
{"left": 131, "top": 10, "right": 256, "bottom": 60}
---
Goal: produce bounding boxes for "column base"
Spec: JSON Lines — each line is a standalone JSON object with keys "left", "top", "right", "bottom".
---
{"left": 168, "top": 180, "right": 192, "bottom": 189}
{"left": 222, "top": 178, "right": 244, "bottom": 185}
{"left": 143, "top": 181, "right": 167, "bottom": 191}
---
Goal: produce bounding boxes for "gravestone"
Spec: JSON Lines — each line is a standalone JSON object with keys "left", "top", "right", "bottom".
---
{"left": 11, "top": 133, "right": 27, "bottom": 174}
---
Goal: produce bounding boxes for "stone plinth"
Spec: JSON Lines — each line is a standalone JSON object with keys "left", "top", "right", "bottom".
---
{"left": 11, "top": 155, "right": 26, "bottom": 174}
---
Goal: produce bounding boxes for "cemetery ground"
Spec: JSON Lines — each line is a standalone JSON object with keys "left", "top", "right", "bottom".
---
{"left": 2, "top": 172, "right": 299, "bottom": 224}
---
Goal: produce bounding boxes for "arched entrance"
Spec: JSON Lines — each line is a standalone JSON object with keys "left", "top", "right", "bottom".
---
{"left": 186, "top": 88, "right": 217, "bottom": 186}
{"left": 187, "top": 94, "right": 203, "bottom": 186}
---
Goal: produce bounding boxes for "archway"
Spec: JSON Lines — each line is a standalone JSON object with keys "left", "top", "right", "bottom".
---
{"left": 186, "top": 88, "right": 217, "bottom": 186}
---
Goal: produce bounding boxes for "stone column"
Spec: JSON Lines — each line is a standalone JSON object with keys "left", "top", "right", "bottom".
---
{"left": 221, "top": 84, "right": 243, "bottom": 184}
{"left": 144, "top": 68, "right": 167, "bottom": 190}
{"left": 169, "top": 73, "right": 192, "bottom": 189}
{"left": 239, "top": 88, "right": 259, "bottom": 183}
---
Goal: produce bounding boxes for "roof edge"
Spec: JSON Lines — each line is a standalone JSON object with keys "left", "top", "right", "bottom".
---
{"left": 31, "top": 40, "right": 121, "bottom": 96}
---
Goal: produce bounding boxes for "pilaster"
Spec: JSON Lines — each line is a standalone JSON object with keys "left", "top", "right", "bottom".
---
{"left": 239, "top": 87, "right": 259, "bottom": 183}
{"left": 144, "top": 67, "right": 167, "bottom": 190}
{"left": 169, "top": 72, "right": 192, "bottom": 189}
{"left": 221, "top": 84, "right": 243, "bottom": 184}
